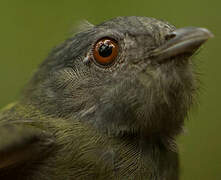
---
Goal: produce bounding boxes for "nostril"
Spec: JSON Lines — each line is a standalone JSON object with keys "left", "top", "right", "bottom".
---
{"left": 165, "top": 33, "right": 176, "bottom": 41}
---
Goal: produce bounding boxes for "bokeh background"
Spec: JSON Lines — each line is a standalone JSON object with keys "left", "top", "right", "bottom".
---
{"left": 0, "top": 0, "right": 220, "bottom": 179}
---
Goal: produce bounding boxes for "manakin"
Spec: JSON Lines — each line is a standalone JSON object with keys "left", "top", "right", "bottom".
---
{"left": 0, "top": 16, "right": 213, "bottom": 179}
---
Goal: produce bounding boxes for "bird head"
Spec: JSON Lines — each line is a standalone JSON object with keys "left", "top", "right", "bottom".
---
{"left": 24, "top": 16, "right": 213, "bottom": 137}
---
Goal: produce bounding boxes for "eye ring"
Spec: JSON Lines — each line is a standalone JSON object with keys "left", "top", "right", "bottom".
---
{"left": 93, "top": 38, "right": 119, "bottom": 66}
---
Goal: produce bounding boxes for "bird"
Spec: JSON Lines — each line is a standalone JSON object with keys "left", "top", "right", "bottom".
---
{"left": 0, "top": 16, "right": 213, "bottom": 180}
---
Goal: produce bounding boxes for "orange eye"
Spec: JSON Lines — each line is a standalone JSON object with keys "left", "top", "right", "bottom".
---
{"left": 93, "top": 38, "right": 119, "bottom": 66}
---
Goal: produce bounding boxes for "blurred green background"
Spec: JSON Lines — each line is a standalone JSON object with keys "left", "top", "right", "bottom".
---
{"left": 0, "top": 0, "right": 220, "bottom": 179}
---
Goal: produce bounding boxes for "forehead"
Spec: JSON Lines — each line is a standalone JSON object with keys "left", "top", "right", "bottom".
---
{"left": 97, "top": 16, "right": 175, "bottom": 38}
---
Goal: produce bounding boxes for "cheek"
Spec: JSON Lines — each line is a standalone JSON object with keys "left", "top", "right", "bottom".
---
{"left": 137, "top": 72, "right": 153, "bottom": 89}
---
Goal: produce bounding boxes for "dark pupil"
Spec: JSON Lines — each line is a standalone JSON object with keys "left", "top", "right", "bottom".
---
{"left": 98, "top": 43, "right": 113, "bottom": 57}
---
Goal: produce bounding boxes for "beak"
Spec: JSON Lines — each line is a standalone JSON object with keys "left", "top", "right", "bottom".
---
{"left": 150, "top": 27, "right": 214, "bottom": 61}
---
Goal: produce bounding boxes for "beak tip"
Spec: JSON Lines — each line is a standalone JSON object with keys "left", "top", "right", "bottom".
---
{"left": 198, "top": 27, "right": 214, "bottom": 39}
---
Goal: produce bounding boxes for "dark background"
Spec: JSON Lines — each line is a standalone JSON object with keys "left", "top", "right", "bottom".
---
{"left": 0, "top": 0, "right": 220, "bottom": 179}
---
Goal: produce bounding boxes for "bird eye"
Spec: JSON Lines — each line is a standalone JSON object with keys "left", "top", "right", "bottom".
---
{"left": 93, "top": 38, "right": 119, "bottom": 66}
